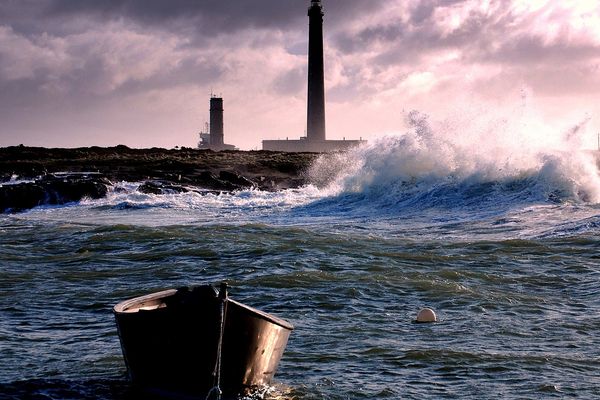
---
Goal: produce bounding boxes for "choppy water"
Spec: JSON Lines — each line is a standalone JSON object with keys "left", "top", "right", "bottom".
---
{"left": 2, "top": 121, "right": 600, "bottom": 399}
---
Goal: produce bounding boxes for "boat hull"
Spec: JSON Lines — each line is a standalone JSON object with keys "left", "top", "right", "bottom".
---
{"left": 113, "top": 285, "right": 293, "bottom": 398}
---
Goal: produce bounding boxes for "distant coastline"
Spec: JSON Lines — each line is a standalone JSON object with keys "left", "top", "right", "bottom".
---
{"left": 0, "top": 145, "right": 319, "bottom": 213}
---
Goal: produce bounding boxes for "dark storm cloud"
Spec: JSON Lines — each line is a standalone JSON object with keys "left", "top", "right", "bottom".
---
{"left": 45, "top": 0, "right": 304, "bottom": 35}
{"left": 336, "top": 24, "right": 406, "bottom": 54}
{"left": 0, "top": 0, "right": 389, "bottom": 104}
{"left": 0, "top": 0, "right": 386, "bottom": 39}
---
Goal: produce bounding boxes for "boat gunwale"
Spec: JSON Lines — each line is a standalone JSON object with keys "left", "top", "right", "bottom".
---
{"left": 113, "top": 287, "right": 294, "bottom": 331}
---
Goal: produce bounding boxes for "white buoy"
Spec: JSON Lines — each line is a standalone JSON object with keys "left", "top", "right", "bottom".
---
{"left": 416, "top": 308, "right": 437, "bottom": 323}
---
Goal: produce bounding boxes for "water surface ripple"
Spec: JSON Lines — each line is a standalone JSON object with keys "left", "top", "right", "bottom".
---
{"left": 1, "top": 201, "right": 599, "bottom": 399}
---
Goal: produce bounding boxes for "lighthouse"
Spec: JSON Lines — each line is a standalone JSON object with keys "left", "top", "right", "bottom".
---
{"left": 197, "top": 96, "right": 236, "bottom": 151}
{"left": 262, "top": 0, "right": 366, "bottom": 152}
{"left": 306, "top": 0, "right": 326, "bottom": 142}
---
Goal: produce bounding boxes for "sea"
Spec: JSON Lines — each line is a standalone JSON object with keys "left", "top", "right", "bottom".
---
{"left": 1, "top": 112, "right": 600, "bottom": 399}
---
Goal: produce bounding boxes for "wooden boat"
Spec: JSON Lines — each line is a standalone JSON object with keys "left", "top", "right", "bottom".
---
{"left": 113, "top": 283, "right": 294, "bottom": 399}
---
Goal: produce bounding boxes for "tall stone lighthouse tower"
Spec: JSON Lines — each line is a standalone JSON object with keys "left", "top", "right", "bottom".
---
{"left": 262, "top": 0, "right": 365, "bottom": 152}
{"left": 306, "top": 0, "right": 326, "bottom": 142}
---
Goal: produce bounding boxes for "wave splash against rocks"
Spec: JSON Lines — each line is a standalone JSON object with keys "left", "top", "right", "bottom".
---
{"left": 0, "top": 146, "right": 318, "bottom": 213}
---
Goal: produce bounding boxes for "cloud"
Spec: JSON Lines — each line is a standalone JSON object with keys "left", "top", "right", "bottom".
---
{"left": 1, "top": 0, "right": 384, "bottom": 39}
{"left": 0, "top": 0, "right": 599, "bottom": 149}
{"left": 328, "top": 0, "right": 600, "bottom": 98}
{"left": 0, "top": 0, "right": 382, "bottom": 98}
{"left": 0, "top": 22, "right": 211, "bottom": 103}
{"left": 272, "top": 67, "right": 306, "bottom": 96}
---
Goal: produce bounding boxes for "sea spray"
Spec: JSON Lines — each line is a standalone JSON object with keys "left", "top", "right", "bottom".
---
{"left": 308, "top": 109, "right": 600, "bottom": 206}
{"left": 74, "top": 182, "right": 327, "bottom": 226}
{"left": 18, "top": 106, "right": 600, "bottom": 230}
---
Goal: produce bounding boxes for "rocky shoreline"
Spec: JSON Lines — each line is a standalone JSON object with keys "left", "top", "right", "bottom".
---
{"left": 0, "top": 146, "right": 320, "bottom": 213}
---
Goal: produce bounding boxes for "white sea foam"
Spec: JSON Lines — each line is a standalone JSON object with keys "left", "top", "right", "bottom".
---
{"left": 80, "top": 181, "right": 324, "bottom": 216}
{"left": 11, "top": 102, "right": 599, "bottom": 235}
{"left": 64, "top": 106, "right": 599, "bottom": 230}
{"left": 308, "top": 108, "right": 600, "bottom": 206}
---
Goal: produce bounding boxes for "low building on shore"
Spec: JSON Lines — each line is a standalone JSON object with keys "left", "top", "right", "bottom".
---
{"left": 262, "top": 137, "right": 364, "bottom": 152}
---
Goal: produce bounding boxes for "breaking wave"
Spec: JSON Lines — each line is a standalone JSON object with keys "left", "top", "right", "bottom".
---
{"left": 307, "top": 110, "right": 600, "bottom": 214}
{"left": 16, "top": 108, "right": 600, "bottom": 235}
{"left": 83, "top": 182, "right": 323, "bottom": 212}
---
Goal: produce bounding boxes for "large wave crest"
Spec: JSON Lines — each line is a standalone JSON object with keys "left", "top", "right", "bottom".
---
{"left": 308, "top": 110, "right": 600, "bottom": 209}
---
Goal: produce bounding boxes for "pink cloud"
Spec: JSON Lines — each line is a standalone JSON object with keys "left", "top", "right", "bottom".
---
{"left": 0, "top": 0, "right": 599, "bottom": 150}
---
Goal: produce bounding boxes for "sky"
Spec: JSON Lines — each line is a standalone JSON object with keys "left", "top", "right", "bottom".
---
{"left": 0, "top": 0, "right": 599, "bottom": 150}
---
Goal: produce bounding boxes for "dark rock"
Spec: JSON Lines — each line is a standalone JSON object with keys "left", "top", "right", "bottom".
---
{"left": 0, "top": 183, "right": 46, "bottom": 212}
{"left": 0, "top": 146, "right": 321, "bottom": 212}
{"left": 138, "top": 181, "right": 189, "bottom": 195}
{"left": 195, "top": 171, "right": 237, "bottom": 192}
{"left": 0, "top": 175, "right": 109, "bottom": 213}
{"left": 218, "top": 171, "right": 256, "bottom": 189}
